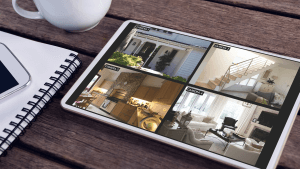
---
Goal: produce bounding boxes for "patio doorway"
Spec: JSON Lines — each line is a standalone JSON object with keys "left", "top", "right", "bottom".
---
{"left": 136, "top": 42, "right": 156, "bottom": 62}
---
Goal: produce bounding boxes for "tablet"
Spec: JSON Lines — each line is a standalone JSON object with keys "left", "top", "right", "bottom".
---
{"left": 61, "top": 20, "right": 300, "bottom": 169}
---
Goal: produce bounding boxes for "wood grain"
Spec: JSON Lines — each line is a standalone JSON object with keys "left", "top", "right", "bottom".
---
{"left": 1, "top": 0, "right": 300, "bottom": 168}
{"left": 16, "top": 98, "right": 235, "bottom": 169}
{"left": 107, "top": 0, "right": 300, "bottom": 59}
{"left": 210, "top": 0, "right": 300, "bottom": 18}
{"left": 3, "top": 53, "right": 297, "bottom": 169}
{"left": 0, "top": 0, "right": 122, "bottom": 57}
{"left": 0, "top": 147, "right": 70, "bottom": 169}
{"left": 2, "top": 0, "right": 300, "bottom": 60}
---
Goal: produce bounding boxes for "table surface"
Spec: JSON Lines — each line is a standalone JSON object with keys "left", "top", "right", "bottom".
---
{"left": 1, "top": 0, "right": 300, "bottom": 168}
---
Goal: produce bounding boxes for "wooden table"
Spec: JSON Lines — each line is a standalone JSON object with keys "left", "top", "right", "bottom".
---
{"left": 1, "top": 0, "right": 300, "bottom": 168}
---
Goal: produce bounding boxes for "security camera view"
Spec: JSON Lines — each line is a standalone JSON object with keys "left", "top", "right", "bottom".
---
{"left": 108, "top": 25, "right": 211, "bottom": 83}
{"left": 189, "top": 43, "right": 300, "bottom": 109}
{"left": 72, "top": 63, "right": 184, "bottom": 132}
{"left": 158, "top": 86, "right": 279, "bottom": 165}
{"left": 67, "top": 23, "right": 300, "bottom": 167}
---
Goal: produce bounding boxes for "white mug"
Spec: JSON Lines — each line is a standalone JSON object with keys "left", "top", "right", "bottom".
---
{"left": 12, "top": 0, "right": 112, "bottom": 32}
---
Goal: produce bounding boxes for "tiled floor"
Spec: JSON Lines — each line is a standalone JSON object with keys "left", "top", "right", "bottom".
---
{"left": 86, "top": 104, "right": 117, "bottom": 120}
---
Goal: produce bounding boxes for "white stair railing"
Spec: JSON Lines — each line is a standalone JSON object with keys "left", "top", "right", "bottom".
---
{"left": 218, "top": 57, "right": 274, "bottom": 90}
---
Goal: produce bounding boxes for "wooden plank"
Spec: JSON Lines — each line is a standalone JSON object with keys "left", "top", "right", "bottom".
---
{"left": 209, "top": 0, "right": 300, "bottom": 18}
{"left": 278, "top": 115, "right": 300, "bottom": 168}
{"left": 0, "top": 0, "right": 123, "bottom": 57}
{"left": 108, "top": 0, "right": 300, "bottom": 59}
{"left": 4, "top": 0, "right": 300, "bottom": 60}
{"left": 0, "top": 147, "right": 70, "bottom": 169}
{"left": 17, "top": 97, "right": 235, "bottom": 169}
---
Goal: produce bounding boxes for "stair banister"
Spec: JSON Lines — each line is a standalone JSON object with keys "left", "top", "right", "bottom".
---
{"left": 219, "top": 67, "right": 230, "bottom": 87}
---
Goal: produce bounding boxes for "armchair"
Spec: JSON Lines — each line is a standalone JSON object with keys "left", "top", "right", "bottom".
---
{"left": 224, "top": 144, "right": 260, "bottom": 165}
{"left": 183, "top": 127, "right": 213, "bottom": 150}
{"left": 219, "top": 117, "right": 237, "bottom": 132}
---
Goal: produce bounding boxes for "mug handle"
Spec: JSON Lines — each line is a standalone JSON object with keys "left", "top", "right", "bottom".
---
{"left": 12, "top": 0, "right": 44, "bottom": 19}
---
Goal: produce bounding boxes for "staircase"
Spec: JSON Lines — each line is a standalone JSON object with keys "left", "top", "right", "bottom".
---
{"left": 196, "top": 56, "right": 275, "bottom": 91}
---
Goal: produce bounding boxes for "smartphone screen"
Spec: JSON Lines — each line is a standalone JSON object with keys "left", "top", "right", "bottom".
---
{"left": 0, "top": 61, "right": 19, "bottom": 94}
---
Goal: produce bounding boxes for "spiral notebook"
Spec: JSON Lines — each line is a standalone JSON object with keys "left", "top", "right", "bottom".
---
{"left": 0, "top": 31, "right": 81, "bottom": 156}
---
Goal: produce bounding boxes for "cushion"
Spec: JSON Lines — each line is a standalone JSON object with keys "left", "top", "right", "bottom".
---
{"left": 271, "top": 92, "right": 285, "bottom": 105}
{"left": 191, "top": 115, "right": 204, "bottom": 122}
{"left": 202, "top": 116, "right": 214, "bottom": 123}
{"left": 223, "top": 117, "right": 237, "bottom": 126}
{"left": 251, "top": 143, "right": 264, "bottom": 150}
{"left": 244, "top": 144, "right": 255, "bottom": 151}
{"left": 256, "top": 91, "right": 275, "bottom": 102}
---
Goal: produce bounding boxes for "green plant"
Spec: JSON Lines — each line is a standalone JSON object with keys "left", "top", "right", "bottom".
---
{"left": 155, "top": 51, "right": 173, "bottom": 71}
{"left": 108, "top": 52, "right": 142, "bottom": 66}
{"left": 261, "top": 98, "right": 268, "bottom": 105}
{"left": 162, "top": 73, "right": 187, "bottom": 83}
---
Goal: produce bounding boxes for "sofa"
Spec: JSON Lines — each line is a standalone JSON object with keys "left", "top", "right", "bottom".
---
{"left": 183, "top": 127, "right": 213, "bottom": 150}
{"left": 246, "top": 92, "right": 270, "bottom": 104}
{"left": 224, "top": 143, "right": 260, "bottom": 166}
{"left": 177, "top": 112, "right": 217, "bottom": 132}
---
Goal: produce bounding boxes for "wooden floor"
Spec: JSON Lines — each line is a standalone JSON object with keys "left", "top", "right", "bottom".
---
{"left": 1, "top": 0, "right": 300, "bottom": 168}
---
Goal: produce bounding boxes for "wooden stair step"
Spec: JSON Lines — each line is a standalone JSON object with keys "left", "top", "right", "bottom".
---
{"left": 208, "top": 80, "right": 218, "bottom": 89}
{"left": 195, "top": 82, "right": 213, "bottom": 90}
{"left": 218, "top": 77, "right": 230, "bottom": 83}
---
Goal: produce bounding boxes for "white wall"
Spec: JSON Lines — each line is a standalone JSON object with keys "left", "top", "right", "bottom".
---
{"left": 163, "top": 50, "right": 187, "bottom": 76}
{"left": 90, "top": 66, "right": 138, "bottom": 92}
{"left": 148, "top": 46, "right": 173, "bottom": 70}
{"left": 123, "top": 39, "right": 141, "bottom": 55}
{"left": 268, "top": 66, "right": 297, "bottom": 95}
{"left": 195, "top": 44, "right": 236, "bottom": 83}
{"left": 174, "top": 48, "right": 206, "bottom": 79}
{"left": 141, "top": 75, "right": 165, "bottom": 88}
{"left": 90, "top": 69, "right": 111, "bottom": 92}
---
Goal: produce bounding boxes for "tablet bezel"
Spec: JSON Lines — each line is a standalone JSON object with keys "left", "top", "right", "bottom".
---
{"left": 0, "top": 43, "right": 31, "bottom": 100}
{"left": 61, "top": 20, "right": 300, "bottom": 169}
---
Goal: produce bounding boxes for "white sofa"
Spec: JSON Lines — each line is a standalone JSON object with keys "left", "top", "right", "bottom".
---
{"left": 177, "top": 112, "right": 217, "bottom": 132}
{"left": 183, "top": 127, "right": 213, "bottom": 150}
{"left": 224, "top": 144, "right": 260, "bottom": 166}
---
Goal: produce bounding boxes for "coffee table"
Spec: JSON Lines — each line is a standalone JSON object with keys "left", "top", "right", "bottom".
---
{"left": 205, "top": 128, "right": 245, "bottom": 151}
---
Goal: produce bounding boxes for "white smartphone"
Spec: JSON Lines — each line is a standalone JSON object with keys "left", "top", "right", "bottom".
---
{"left": 61, "top": 20, "right": 300, "bottom": 169}
{"left": 0, "top": 43, "right": 31, "bottom": 100}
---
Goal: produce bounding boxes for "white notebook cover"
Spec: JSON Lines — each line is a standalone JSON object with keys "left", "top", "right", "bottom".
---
{"left": 0, "top": 31, "right": 79, "bottom": 154}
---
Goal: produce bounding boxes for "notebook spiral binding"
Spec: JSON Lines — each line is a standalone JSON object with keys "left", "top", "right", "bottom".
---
{"left": 0, "top": 53, "right": 81, "bottom": 157}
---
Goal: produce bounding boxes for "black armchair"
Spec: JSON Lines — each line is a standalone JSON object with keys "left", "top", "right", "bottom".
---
{"left": 219, "top": 117, "right": 238, "bottom": 131}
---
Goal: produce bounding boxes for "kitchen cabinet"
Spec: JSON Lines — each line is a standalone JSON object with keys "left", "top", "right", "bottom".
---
{"left": 111, "top": 102, "right": 126, "bottom": 117}
{"left": 152, "top": 81, "right": 184, "bottom": 105}
{"left": 118, "top": 105, "right": 136, "bottom": 122}
{"left": 132, "top": 86, "right": 149, "bottom": 99}
{"left": 99, "top": 80, "right": 114, "bottom": 90}
{"left": 144, "top": 87, "right": 160, "bottom": 101}
{"left": 128, "top": 112, "right": 138, "bottom": 126}
{"left": 111, "top": 102, "right": 136, "bottom": 123}
{"left": 91, "top": 95, "right": 106, "bottom": 107}
{"left": 132, "top": 86, "right": 159, "bottom": 102}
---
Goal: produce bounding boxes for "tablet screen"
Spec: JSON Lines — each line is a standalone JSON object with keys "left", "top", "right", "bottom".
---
{"left": 66, "top": 22, "right": 300, "bottom": 168}
{"left": 0, "top": 61, "right": 18, "bottom": 94}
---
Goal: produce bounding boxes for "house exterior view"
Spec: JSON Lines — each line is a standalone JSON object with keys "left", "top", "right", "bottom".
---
{"left": 110, "top": 26, "right": 211, "bottom": 81}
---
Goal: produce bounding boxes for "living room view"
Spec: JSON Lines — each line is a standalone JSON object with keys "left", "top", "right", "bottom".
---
{"left": 73, "top": 63, "right": 184, "bottom": 132}
{"left": 108, "top": 25, "right": 211, "bottom": 82}
{"left": 189, "top": 43, "right": 300, "bottom": 109}
{"left": 157, "top": 86, "right": 279, "bottom": 165}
